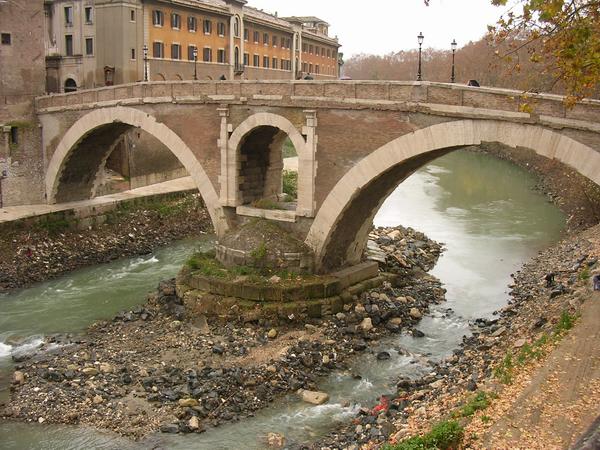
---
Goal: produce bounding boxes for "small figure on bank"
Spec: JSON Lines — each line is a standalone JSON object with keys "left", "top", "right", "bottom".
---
{"left": 593, "top": 274, "right": 600, "bottom": 291}
{"left": 219, "top": 74, "right": 227, "bottom": 81}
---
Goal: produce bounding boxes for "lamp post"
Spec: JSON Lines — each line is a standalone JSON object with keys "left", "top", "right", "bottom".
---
{"left": 143, "top": 44, "right": 148, "bottom": 82}
{"left": 193, "top": 46, "right": 198, "bottom": 80}
{"left": 451, "top": 39, "right": 457, "bottom": 83}
{"left": 417, "top": 32, "right": 424, "bottom": 81}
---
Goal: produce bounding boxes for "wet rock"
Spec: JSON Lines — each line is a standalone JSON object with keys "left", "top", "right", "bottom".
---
{"left": 160, "top": 423, "right": 180, "bottom": 434}
{"left": 412, "top": 329, "right": 425, "bottom": 338}
{"left": 376, "top": 351, "right": 391, "bottom": 361}
{"left": 409, "top": 308, "right": 422, "bottom": 319}
{"left": 298, "top": 389, "right": 329, "bottom": 405}
{"left": 267, "top": 432, "right": 286, "bottom": 448}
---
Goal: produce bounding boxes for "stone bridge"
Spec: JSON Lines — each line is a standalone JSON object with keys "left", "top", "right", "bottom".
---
{"left": 35, "top": 80, "right": 600, "bottom": 271}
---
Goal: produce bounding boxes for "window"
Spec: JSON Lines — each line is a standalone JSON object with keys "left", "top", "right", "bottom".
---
{"left": 1, "top": 33, "right": 10, "bottom": 45}
{"left": 243, "top": 52, "right": 249, "bottom": 65}
{"left": 9, "top": 127, "right": 18, "bottom": 145}
{"left": 65, "top": 35, "right": 73, "bottom": 56}
{"left": 203, "top": 47, "right": 212, "bottom": 62}
{"left": 203, "top": 19, "right": 212, "bottom": 34}
{"left": 253, "top": 54, "right": 259, "bottom": 67}
{"left": 130, "top": 9, "right": 136, "bottom": 22}
{"left": 217, "top": 49, "right": 226, "bottom": 63}
{"left": 153, "top": 41, "right": 164, "bottom": 58}
{"left": 280, "top": 36, "right": 286, "bottom": 48}
{"left": 85, "top": 37, "right": 93, "bottom": 55}
{"left": 309, "top": 45, "right": 313, "bottom": 54}
{"left": 272, "top": 57, "right": 277, "bottom": 69}
{"left": 131, "top": 48, "right": 136, "bottom": 60}
{"left": 85, "top": 7, "right": 93, "bottom": 24}
{"left": 263, "top": 33, "right": 269, "bottom": 45}
{"left": 153, "top": 10, "right": 164, "bottom": 26}
{"left": 287, "top": 38, "right": 292, "bottom": 49}
{"left": 302, "top": 62, "right": 307, "bottom": 72}
{"left": 309, "top": 63, "right": 313, "bottom": 73}
{"left": 315, "top": 64, "right": 320, "bottom": 74}
{"left": 253, "top": 31, "right": 259, "bottom": 43}
{"left": 64, "top": 6, "right": 73, "bottom": 26}
{"left": 171, "top": 13, "right": 181, "bottom": 29}
{"left": 188, "top": 45, "right": 197, "bottom": 60}
{"left": 315, "top": 47, "right": 320, "bottom": 56}
{"left": 302, "top": 43, "right": 307, "bottom": 52}
{"left": 233, "top": 17, "right": 240, "bottom": 37}
{"left": 244, "top": 28, "right": 249, "bottom": 41}
{"left": 217, "top": 22, "right": 225, "bottom": 36}
{"left": 188, "top": 16, "right": 197, "bottom": 32}
{"left": 171, "top": 43, "right": 181, "bottom": 59}
{"left": 272, "top": 36, "right": 278, "bottom": 47}
{"left": 263, "top": 56, "right": 269, "bottom": 68}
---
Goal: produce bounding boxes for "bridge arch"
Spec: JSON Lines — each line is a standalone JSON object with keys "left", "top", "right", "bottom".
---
{"left": 226, "top": 112, "right": 315, "bottom": 216}
{"left": 46, "top": 106, "right": 229, "bottom": 236}
{"left": 307, "top": 119, "right": 600, "bottom": 271}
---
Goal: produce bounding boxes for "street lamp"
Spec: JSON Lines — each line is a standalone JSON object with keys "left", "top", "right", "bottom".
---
{"left": 451, "top": 39, "right": 457, "bottom": 83}
{"left": 143, "top": 44, "right": 148, "bottom": 82}
{"left": 417, "top": 32, "right": 424, "bottom": 81}
{"left": 193, "top": 46, "right": 198, "bottom": 80}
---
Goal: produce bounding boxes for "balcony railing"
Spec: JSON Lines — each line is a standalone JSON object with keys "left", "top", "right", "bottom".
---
{"left": 234, "top": 63, "right": 245, "bottom": 74}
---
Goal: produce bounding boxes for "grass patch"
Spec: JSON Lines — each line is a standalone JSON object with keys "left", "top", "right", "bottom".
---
{"left": 382, "top": 420, "right": 464, "bottom": 450}
{"left": 282, "top": 170, "right": 298, "bottom": 199}
{"left": 579, "top": 267, "right": 591, "bottom": 280}
{"left": 555, "top": 310, "right": 576, "bottom": 334}
{"left": 35, "top": 218, "right": 70, "bottom": 234}
{"left": 456, "top": 391, "right": 492, "bottom": 417}
{"left": 251, "top": 198, "right": 281, "bottom": 210}
{"left": 250, "top": 242, "right": 267, "bottom": 262}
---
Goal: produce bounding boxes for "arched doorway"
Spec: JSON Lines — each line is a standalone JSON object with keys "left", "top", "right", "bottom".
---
{"left": 64, "top": 78, "right": 77, "bottom": 93}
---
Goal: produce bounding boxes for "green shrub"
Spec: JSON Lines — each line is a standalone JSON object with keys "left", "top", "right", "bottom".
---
{"left": 282, "top": 138, "right": 297, "bottom": 158}
{"left": 458, "top": 391, "right": 491, "bottom": 417}
{"left": 555, "top": 310, "right": 576, "bottom": 334}
{"left": 282, "top": 170, "right": 298, "bottom": 199}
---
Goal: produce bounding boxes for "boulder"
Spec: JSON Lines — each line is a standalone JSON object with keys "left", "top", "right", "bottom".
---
{"left": 360, "top": 317, "right": 374, "bottom": 332}
{"left": 409, "top": 308, "right": 422, "bottom": 319}
{"left": 179, "top": 398, "right": 199, "bottom": 407}
{"left": 298, "top": 389, "right": 329, "bottom": 405}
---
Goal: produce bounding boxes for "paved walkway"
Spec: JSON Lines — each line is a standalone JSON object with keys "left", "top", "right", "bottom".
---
{"left": 0, "top": 176, "right": 196, "bottom": 224}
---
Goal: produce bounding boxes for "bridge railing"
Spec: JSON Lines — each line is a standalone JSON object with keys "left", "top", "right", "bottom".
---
{"left": 34, "top": 80, "right": 600, "bottom": 122}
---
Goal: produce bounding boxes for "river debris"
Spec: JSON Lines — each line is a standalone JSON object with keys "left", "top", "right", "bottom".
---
{"left": 1, "top": 225, "right": 445, "bottom": 441}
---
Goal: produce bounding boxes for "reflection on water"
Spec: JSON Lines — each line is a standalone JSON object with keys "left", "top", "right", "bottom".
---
{"left": 0, "top": 150, "right": 565, "bottom": 449}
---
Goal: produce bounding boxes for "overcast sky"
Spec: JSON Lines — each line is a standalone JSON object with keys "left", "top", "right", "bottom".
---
{"left": 249, "top": 0, "right": 508, "bottom": 57}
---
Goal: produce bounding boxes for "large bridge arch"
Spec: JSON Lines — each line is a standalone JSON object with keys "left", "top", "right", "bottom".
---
{"left": 307, "top": 119, "right": 600, "bottom": 271}
{"left": 225, "top": 112, "right": 315, "bottom": 216}
{"left": 45, "top": 106, "right": 229, "bottom": 236}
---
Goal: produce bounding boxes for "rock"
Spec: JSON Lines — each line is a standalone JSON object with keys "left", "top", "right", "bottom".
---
{"left": 212, "top": 345, "right": 224, "bottom": 355}
{"left": 160, "top": 423, "right": 180, "bottom": 434}
{"left": 93, "top": 394, "right": 103, "bottom": 405}
{"left": 298, "top": 389, "right": 329, "bottom": 405}
{"left": 491, "top": 326, "right": 507, "bottom": 337}
{"left": 267, "top": 329, "right": 278, "bottom": 339}
{"left": 409, "top": 308, "right": 422, "bottom": 319}
{"left": 360, "top": 317, "right": 373, "bottom": 332}
{"left": 99, "top": 363, "right": 113, "bottom": 373}
{"left": 412, "top": 329, "right": 425, "bottom": 338}
{"left": 266, "top": 365, "right": 277, "bottom": 373}
{"left": 322, "top": 355, "right": 330, "bottom": 364}
{"left": 188, "top": 416, "right": 200, "bottom": 431}
{"left": 376, "top": 351, "right": 391, "bottom": 360}
{"left": 335, "top": 312, "right": 346, "bottom": 321}
{"left": 82, "top": 367, "right": 99, "bottom": 376}
{"left": 267, "top": 432, "right": 286, "bottom": 448}
{"left": 388, "top": 317, "right": 403, "bottom": 326}
{"left": 355, "top": 304, "right": 366, "bottom": 315}
{"left": 513, "top": 338, "right": 527, "bottom": 348}
{"left": 13, "top": 371, "right": 25, "bottom": 384}
{"left": 430, "top": 379, "right": 444, "bottom": 389}
{"left": 169, "top": 320, "right": 182, "bottom": 330}
{"left": 269, "top": 275, "right": 281, "bottom": 284}
{"left": 179, "top": 398, "right": 199, "bottom": 407}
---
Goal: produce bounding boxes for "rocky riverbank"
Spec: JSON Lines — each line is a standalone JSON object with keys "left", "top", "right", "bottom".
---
{"left": 0, "top": 193, "right": 211, "bottom": 292}
{"left": 311, "top": 224, "right": 599, "bottom": 450}
{"left": 0, "top": 225, "right": 445, "bottom": 442}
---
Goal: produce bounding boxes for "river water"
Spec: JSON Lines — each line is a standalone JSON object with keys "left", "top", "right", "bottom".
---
{"left": 0, "top": 150, "right": 565, "bottom": 448}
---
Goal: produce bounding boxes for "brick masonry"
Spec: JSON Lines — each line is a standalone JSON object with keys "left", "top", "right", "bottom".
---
{"left": 33, "top": 80, "right": 600, "bottom": 269}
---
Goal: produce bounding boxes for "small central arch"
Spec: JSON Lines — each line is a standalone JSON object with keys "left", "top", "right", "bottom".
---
{"left": 46, "top": 106, "right": 229, "bottom": 237}
{"left": 226, "top": 112, "right": 314, "bottom": 216}
{"left": 307, "top": 119, "right": 600, "bottom": 272}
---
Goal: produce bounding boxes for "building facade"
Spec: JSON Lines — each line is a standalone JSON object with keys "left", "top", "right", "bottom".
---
{"left": 44, "top": 0, "right": 342, "bottom": 92}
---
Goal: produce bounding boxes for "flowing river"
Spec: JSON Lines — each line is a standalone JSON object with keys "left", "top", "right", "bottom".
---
{"left": 0, "top": 150, "right": 565, "bottom": 449}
